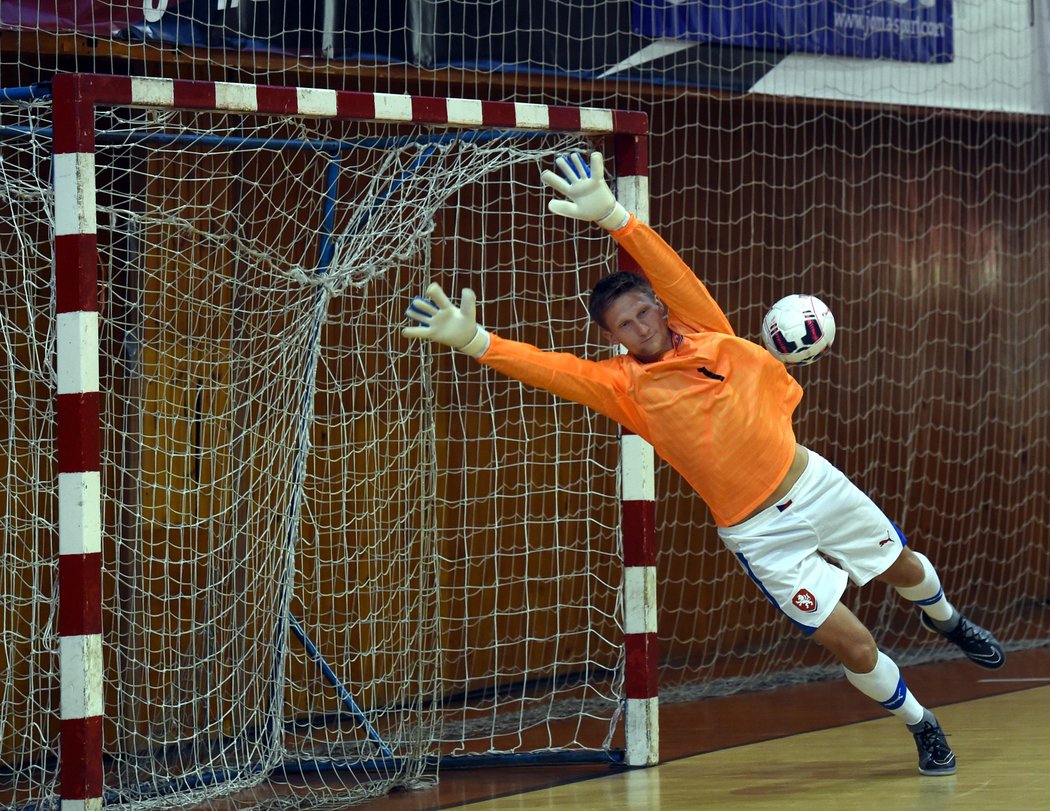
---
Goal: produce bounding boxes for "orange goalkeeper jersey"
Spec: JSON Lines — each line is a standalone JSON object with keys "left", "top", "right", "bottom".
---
{"left": 478, "top": 215, "right": 803, "bottom": 527}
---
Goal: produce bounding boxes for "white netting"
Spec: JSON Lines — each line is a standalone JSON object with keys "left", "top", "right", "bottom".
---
{"left": 0, "top": 98, "right": 624, "bottom": 809}
{"left": 649, "top": 106, "right": 1050, "bottom": 699}
{"left": 4, "top": 0, "right": 1050, "bottom": 804}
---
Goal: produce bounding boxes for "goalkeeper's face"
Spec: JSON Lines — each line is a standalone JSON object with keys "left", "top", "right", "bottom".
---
{"left": 600, "top": 290, "right": 674, "bottom": 363}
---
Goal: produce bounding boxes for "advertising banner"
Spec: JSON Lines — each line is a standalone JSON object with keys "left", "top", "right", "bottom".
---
{"left": 0, "top": 1, "right": 187, "bottom": 37}
{"left": 633, "top": 0, "right": 953, "bottom": 64}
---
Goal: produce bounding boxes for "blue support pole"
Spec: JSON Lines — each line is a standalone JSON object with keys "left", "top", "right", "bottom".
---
{"left": 0, "top": 83, "right": 52, "bottom": 102}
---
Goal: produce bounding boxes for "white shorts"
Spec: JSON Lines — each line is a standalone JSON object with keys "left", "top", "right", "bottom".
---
{"left": 717, "top": 448, "right": 906, "bottom": 634}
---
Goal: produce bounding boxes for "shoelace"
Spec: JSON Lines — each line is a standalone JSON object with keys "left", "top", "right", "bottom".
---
{"left": 915, "top": 724, "right": 953, "bottom": 759}
{"left": 954, "top": 620, "right": 991, "bottom": 645}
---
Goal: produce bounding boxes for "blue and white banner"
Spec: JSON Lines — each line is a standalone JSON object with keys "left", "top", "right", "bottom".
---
{"left": 633, "top": 1, "right": 953, "bottom": 64}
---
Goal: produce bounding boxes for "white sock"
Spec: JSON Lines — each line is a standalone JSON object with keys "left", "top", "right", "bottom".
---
{"left": 894, "top": 550, "right": 957, "bottom": 624}
{"left": 844, "top": 651, "right": 925, "bottom": 726}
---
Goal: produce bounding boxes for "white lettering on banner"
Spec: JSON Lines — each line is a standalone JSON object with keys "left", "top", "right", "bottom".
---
{"left": 833, "top": 11, "right": 946, "bottom": 39}
{"left": 217, "top": 0, "right": 266, "bottom": 10}
{"left": 143, "top": 0, "right": 169, "bottom": 23}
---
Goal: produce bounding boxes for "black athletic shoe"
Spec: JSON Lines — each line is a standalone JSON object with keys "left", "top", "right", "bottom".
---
{"left": 920, "top": 612, "right": 1006, "bottom": 669}
{"left": 907, "top": 711, "right": 957, "bottom": 776}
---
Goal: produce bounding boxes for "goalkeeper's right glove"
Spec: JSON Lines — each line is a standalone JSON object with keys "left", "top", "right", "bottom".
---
{"left": 402, "top": 282, "right": 491, "bottom": 358}
{"left": 540, "top": 151, "right": 630, "bottom": 231}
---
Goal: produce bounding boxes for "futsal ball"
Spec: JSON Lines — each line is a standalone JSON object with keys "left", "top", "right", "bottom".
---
{"left": 761, "top": 294, "right": 836, "bottom": 366}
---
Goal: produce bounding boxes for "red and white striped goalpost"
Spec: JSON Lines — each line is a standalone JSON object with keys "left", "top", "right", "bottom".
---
{"left": 53, "top": 74, "right": 106, "bottom": 811}
{"left": 610, "top": 135, "right": 660, "bottom": 768}
{"left": 49, "top": 73, "right": 656, "bottom": 808}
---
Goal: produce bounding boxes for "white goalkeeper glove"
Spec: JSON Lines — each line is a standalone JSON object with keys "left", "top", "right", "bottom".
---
{"left": 540, "top": 151, "right": 630, "bottom": 231}
{"left": 402, "top": 282, "right": 491, "bottom": 357}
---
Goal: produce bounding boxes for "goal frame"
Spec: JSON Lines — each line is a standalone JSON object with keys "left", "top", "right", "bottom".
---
{"left": 49, "top": 71, "right": 657, "bottom": 808}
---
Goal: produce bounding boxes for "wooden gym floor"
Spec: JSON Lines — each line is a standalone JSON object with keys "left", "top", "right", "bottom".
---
{"left": 363, "top": 646, "right": 1050, "bottom": 810}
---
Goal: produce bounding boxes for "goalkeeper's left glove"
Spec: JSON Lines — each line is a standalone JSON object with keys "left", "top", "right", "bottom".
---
{"left": 540, "top": 151, "right": 630, "bottom": 231}
{"left": 402, "top": 282, "right": 490, "bottom": 357}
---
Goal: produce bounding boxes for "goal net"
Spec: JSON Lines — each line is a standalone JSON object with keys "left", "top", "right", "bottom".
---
{"left": 6, "top": 5, "right": 1050, "bottom": 805}
{"left": 0, "top": 82, "right": 644, "bottom": 809}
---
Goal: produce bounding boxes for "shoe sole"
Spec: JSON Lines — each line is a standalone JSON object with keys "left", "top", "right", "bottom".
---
{"left": 919, "top": 763, "right": 958, "bottom": 776}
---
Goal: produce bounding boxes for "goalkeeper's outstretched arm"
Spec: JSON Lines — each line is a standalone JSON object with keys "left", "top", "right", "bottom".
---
{"left": 542, "top": 150, "right": 734, "bottom": 336}
{"left": 401, "top": 283, "right": 637, "bottom": 431}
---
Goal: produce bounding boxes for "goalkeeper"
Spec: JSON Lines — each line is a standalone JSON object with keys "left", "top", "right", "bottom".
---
{"left": 402, "top": 151, "right": 1004, "bottom": 777}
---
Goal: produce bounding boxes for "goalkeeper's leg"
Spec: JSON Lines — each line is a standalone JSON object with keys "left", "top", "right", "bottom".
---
{"left": 812, "top": 603, "right": 956, "bottom": 775}
{"left": 880, "top": 547, "right": 1005, "bottom": 669}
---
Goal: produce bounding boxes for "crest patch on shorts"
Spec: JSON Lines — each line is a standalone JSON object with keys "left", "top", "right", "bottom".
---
{"left": 792, "top": 589, "right": 818, "bottom": 613}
